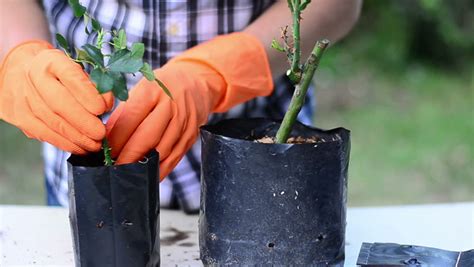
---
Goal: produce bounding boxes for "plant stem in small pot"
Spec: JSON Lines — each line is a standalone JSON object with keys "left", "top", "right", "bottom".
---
{"left": 68, "top": 151, "right": 160, "bottom": 266}
{"left": 276, "top": 40, "right": 329, "bottom": 143}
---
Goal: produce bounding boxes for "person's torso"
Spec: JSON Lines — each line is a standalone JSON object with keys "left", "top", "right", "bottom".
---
{"left": 42, "top": 0, "right": 275, "bottom": 71}
{"left": 40, "top": 0, "right": 315, "bottom": 210}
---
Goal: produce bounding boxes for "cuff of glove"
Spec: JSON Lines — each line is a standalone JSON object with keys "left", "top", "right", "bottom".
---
{"left": 169, "top": 32, "right": 274, "bottom": 113}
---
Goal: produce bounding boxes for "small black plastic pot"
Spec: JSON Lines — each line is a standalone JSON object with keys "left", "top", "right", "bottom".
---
{"left": 357, "top": 242, "right": 474, "bottom": 267}
{"left": 67, "top": 150, "right": 160, "bottom": 267}
{"left": 199, "top": 118, "right": 350, "bottom": 266}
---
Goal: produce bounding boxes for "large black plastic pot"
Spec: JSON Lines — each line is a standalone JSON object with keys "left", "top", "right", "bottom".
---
{"left": 67, "top": 150, "right": 160, "bottom": 267}
{"left": 199, "top": 118, "right": 350, "bottom": 266}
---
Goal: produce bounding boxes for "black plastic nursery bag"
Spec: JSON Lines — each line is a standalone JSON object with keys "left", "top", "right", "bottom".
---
{"left": 357, "top": 242, "right": 474, "bottom": 267}
{"left": 67, "top": 150, "right": 160, "bottom": 267}
{"left": 199, "top": 118, "right": 351, "bottom": 266}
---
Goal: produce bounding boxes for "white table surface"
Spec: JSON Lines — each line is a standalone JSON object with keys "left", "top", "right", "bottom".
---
{"left": 0, "top": 202, "right": 472, "bottom": 266}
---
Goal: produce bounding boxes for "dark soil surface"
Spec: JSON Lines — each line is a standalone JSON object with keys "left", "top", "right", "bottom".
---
{"left": 254, "top": 136, "right": 320, "bottom": 144}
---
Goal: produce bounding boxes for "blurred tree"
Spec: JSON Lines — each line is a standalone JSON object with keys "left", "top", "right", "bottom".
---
{"left": 407, "top": 0, "right": 474, "bottom": 68}
{"left": 334, "top": 0, "right": 473, "bottom": 72}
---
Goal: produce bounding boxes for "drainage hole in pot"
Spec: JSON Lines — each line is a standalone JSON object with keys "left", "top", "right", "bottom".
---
{"left": 267, "top": 242, "right": 275, "bottom": 248}
{"left": 317, "top": 234, "right": 326, "bottom": 242}
{"left": 403, "top": 258, "right": 421, "bottom": 265}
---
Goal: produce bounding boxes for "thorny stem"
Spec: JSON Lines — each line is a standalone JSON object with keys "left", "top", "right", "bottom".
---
{"left": 288, "top": 0, "right": 302, "bottom": 83}
{"left": 102, "top": 138, "right": 114, "bottom": 166}
{"left": 276, "top": 39, "right": 329, "bottom": 143}
{"left": 72, "top": 58, "right": 95, "bottom": 66}
{"left": 99, "top": 114, "right": 114, "bottom": 166}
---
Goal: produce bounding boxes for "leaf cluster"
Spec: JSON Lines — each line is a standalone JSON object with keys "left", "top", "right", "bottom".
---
{"left": 56, "top": 0, "right": 171, "bottom": 101}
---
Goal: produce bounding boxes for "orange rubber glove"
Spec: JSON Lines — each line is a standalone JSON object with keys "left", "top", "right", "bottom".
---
{"left": 106, "top": 32, "right": 273, "bottom": 179}
{"left": 0, "top": 41, "right": 113, "bottom": 154}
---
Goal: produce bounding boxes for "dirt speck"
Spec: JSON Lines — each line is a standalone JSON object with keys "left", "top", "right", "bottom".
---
{"left": 121, "top": 220, "right": 133, "bottom": 226}
{"left": 209, "top": 233, "right": 218, "bottom": 241}
{"left": 254, "top": 136, "right": 275, "bottom": 143}
{"left": 161, "top": 227, "right": 192, "bottom": 246}
{"left": 255, "top": 136, "right": 320, "bottom": 144}
{"left": 288, "top": 136, "right": 318, "bottom": 143}
{"left": 178, "top": 242, "right": 196, "bottom": 247}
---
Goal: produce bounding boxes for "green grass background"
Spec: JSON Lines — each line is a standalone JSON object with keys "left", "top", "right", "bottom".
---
{"left": 0, "top": 124, "right": 44, "bottom": 204}
{"left": 0, "top": 0, "right": 473, "bottom": 206}
{"left": 315, "top": 65, "right": 473, "bottom": 206}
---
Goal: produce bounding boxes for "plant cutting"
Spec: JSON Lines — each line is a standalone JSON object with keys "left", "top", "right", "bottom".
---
{"left": 60, "top": 1, "right": 167, "bottom": 266}
{"left": 199, "top": 0, "right": 351, "bottom": 266}
{"left": 56, "top": 0, "right": 171, "bottom": 166}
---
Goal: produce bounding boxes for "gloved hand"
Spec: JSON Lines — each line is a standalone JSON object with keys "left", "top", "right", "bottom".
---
{"left": 0, "top": 41, "right": 114, "bottom": 154}
{"left": 106, "top": 32, "right": 273, "bottom": 179}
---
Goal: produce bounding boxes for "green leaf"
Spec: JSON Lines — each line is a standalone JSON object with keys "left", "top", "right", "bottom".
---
{"left": 271, "top": 39, "right": 285, "bottom": 52}
{"left": 108, "top": 49, "right": 130, "bottom": 65}
{"left": 110, "top": 72, "right": 129, "bottom": 101}
{"left": 75, "top": 48, "right": 93, "bottom": 62}
{"left": 55, "top": 33, "right": 69, "bottom": 52}
{"left": 107, "top": 50, "right": 143, "bottom": 73}
{"left": 300, "top": 0, "right": 312, "bottom": 10}
{"left": 139, "top": 63, "right": 155, "bottom": 81}
{"left": 131, "top": 43, "right": 145, "bottom": 59}
{"left": 83, "top": 14, "right": 90, "bottom": 34}
{"left": 112, "top": 29, "right": 127, "bottom": 50}
{"left": 82, "top": 44, "right": 104, "bottom": 67}
{"left": 155, "top": 78, "right": 173, "bottom": 99}
{"left": 68, "top": 0, "right": 86, "bottom": 18}
{"left": 90, "top": 68, "right": 114, "bottom": 93}
{"left": 91, "top": 18, "right": 101, "bottom": 32}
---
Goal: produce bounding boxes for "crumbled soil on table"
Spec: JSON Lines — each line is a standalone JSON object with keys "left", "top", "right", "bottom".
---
{"left": 161, "top": 227, "right": 191, "bottom": 246}
{"left": 254, "top": 136, "right": 320, "bottom": 144}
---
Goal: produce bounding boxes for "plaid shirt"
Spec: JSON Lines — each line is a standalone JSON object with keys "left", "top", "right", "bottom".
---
{"left": 41, "top": 0, "right": 314, "bottom": 213}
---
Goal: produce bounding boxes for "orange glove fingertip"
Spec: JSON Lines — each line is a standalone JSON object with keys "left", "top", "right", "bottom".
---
{"left": 102, "top": 92, "right": 115, "bottom": 112}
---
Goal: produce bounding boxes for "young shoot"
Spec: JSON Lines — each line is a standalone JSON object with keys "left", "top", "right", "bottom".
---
{"left": 273, "top": 0, "right": 329, "bottom": 143}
